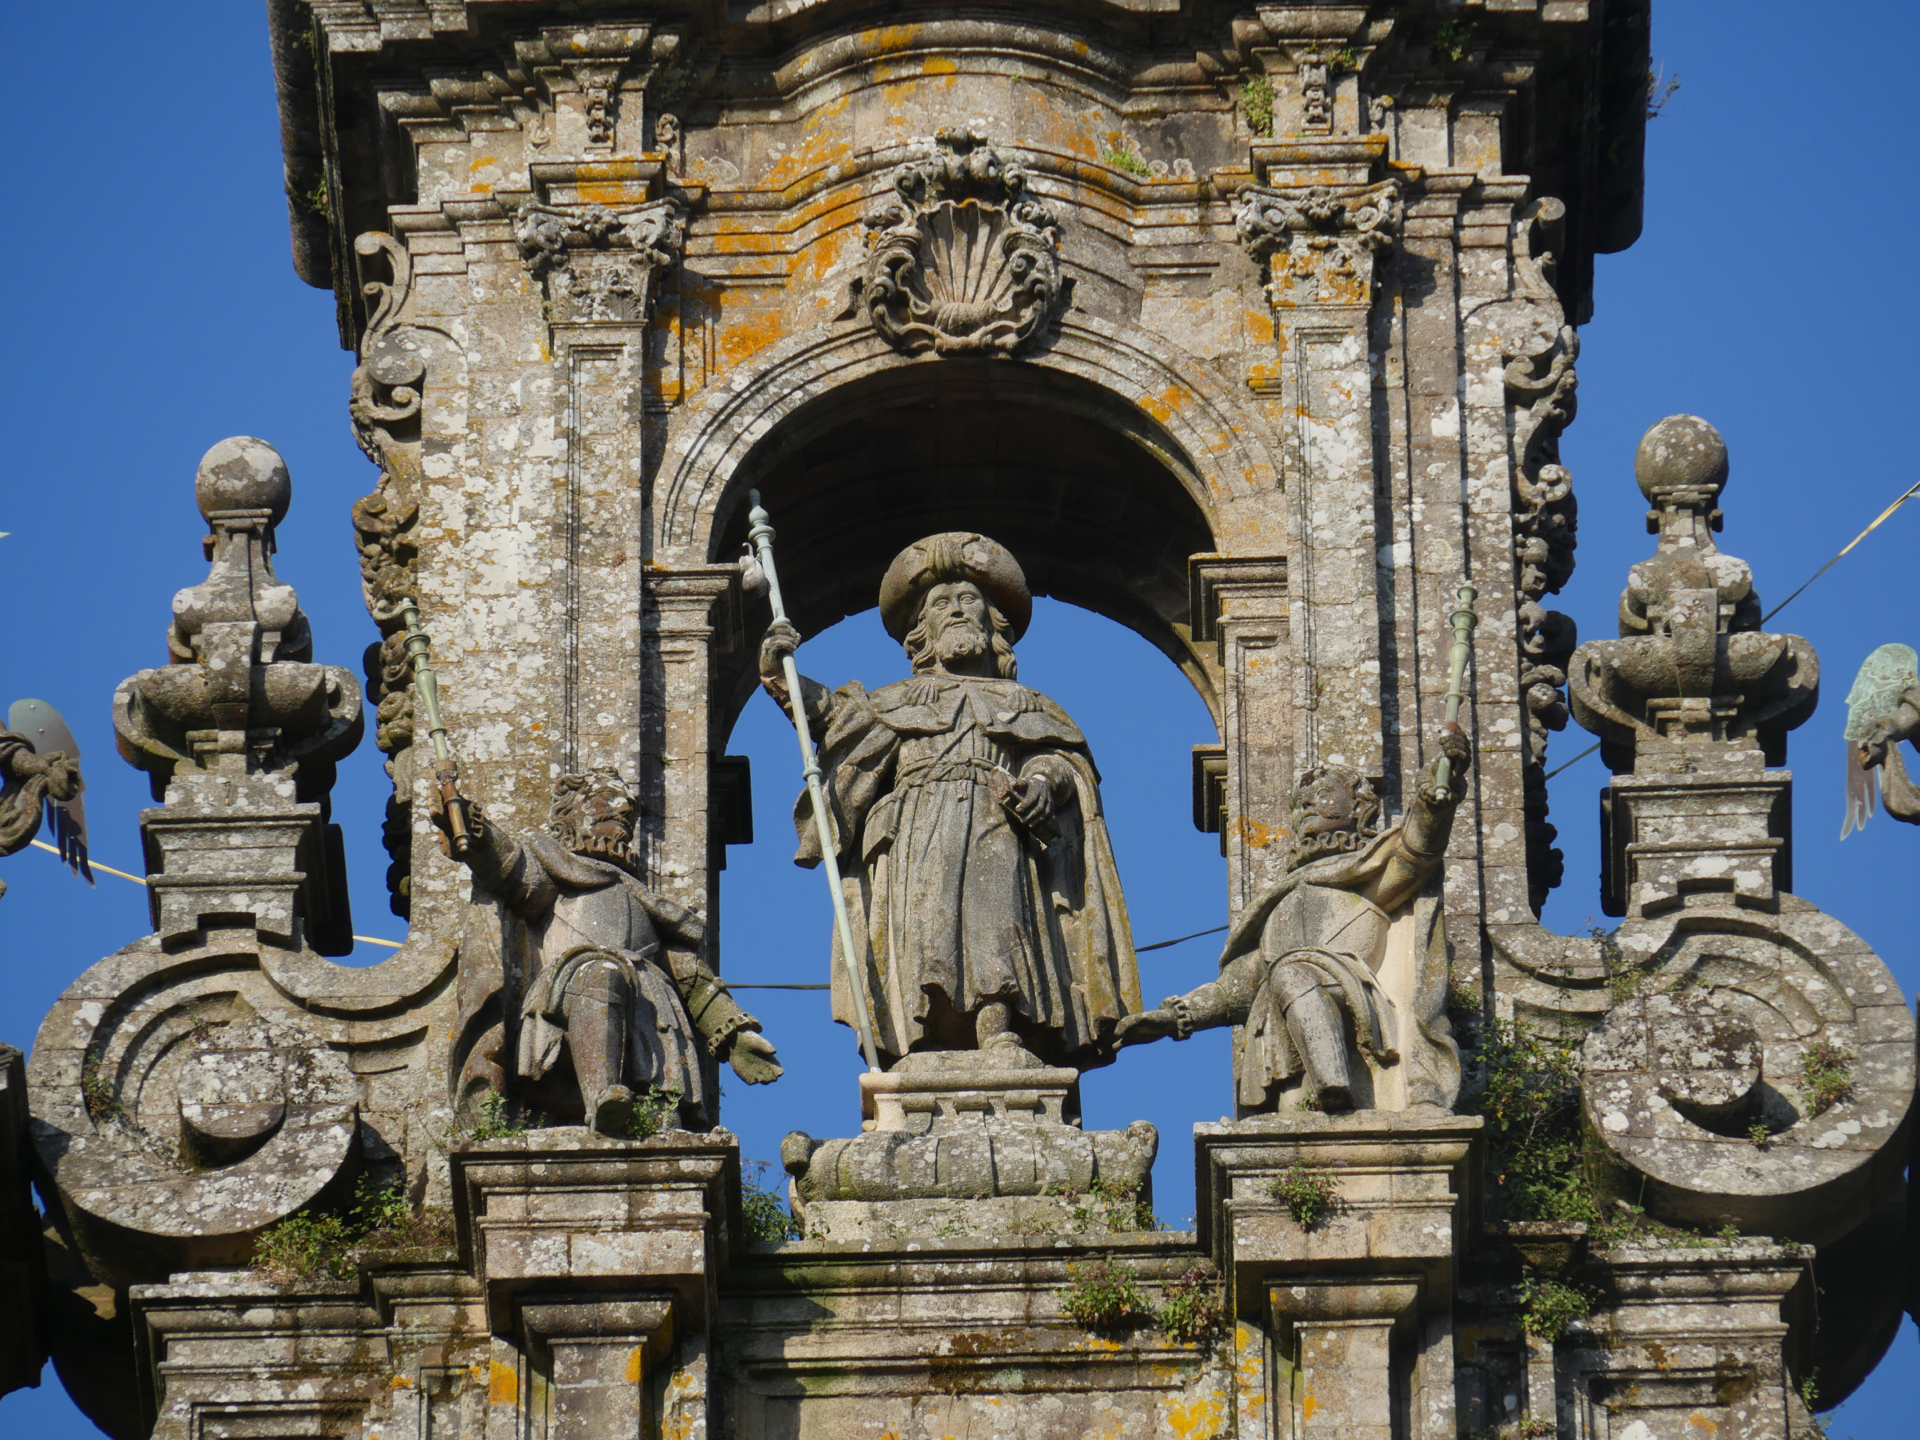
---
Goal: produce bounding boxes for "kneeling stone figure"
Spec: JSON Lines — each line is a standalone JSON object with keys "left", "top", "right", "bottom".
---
{"left": 437, "top": 767, "right": 781, "bottom": 1134}
{"left": 1118, "top": 728, "right": 1468, "bottom": 1113}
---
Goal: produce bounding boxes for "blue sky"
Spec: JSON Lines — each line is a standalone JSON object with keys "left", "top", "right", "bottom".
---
{"left": 1, "top": 3, "right": 1914, "bottom": 1433}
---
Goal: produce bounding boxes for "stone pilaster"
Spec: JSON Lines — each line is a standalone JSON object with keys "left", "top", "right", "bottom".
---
{"left": 452, "top": 1130, "right": 737, "bottom": 1438}
{"left": 1190, "top": 554, "right": 1292, "bottom": 909}
{"left": 1564, "top": 1244, "right": 1814, "bottom": 1440}
{"left": 644, "top": 566, "right": 743, "bottom": 917}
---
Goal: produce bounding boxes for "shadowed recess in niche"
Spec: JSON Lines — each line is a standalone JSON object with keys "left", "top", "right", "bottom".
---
{"left": 705, "top": 360, "right": 1218, "bottom": 731}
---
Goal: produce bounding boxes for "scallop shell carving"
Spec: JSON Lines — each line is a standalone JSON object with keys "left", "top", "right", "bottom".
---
{"left": 860, "top": 129, "right": 1064, "bottom": 357}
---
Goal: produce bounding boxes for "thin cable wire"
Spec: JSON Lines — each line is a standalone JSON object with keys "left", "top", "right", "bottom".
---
{"left": 1760, "top": 476, "right": 1920, "bottom": 625}
{"left": 28, "top": 839, "right": 403, "bottom": 948}
{"left": 1136, "top": 923, "right": 1228, "bottom": 953}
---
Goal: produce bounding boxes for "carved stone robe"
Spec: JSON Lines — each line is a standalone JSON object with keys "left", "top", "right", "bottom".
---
{"left": 457, "top": 833, "right": 715, "bottom": 1122}
{"left": 1218, "top": 826, "right": 1460, "bottom": 1112}
{"left": 794, "top": 675, "right": 1138, "bottom": 1069}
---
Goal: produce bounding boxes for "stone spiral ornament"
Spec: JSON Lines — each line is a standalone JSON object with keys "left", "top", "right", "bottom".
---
{"left": 860, "top": 128, "right": 1064, "bottom": 357}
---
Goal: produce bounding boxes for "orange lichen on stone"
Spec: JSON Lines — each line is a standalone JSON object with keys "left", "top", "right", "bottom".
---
{"left": 488, "top": 1360, "right": 518, "bottom": 1405}
{"left": 717, "top": 308, "right": 789, "bottom": 366}
{"left": 1164, "top": 1393, "right": 1225, "bottom": 1437}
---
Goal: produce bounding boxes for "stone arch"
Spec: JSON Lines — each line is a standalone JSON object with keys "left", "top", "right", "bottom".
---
{"left": 653, "top": 313, "right": 1286, "bottom": 722}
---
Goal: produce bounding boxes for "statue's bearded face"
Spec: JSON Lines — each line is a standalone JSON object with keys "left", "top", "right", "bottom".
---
{"left": 1298, "top": 772, "right": 1357, "bottom": 836}
{"left": 922, "top": 581, "right": 990, "bottom": 665}
{"left": 580, "top": 782, "right": 636, "bottom": 845}
{"left": 549, "top": 769, "right": 637, "bottom": 853}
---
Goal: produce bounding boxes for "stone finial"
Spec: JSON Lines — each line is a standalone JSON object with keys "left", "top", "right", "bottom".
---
{"left": 111, "top": 440, "right": 361, "bottom": 951}
{"left": 1568, "top": 415, "right": 1817, "bottom": 769}
{"left": 193, "top": 435, "right": 291, "bottom": 525}
{"left": 115, "top": 438, "right": 361, "bottom": 789}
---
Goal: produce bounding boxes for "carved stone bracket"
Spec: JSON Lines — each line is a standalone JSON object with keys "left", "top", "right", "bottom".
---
{"left": 516, "top": 197, "right": 684, "bottom": 324}
{"left": 859, "top": 127, "right": 1065, "bottom": 357}
{"left": 1481, "top": 196, "right": 1582, "bottom": 909}
{"left": 1234, "top": 179, "right": 1399, "bottom": 307}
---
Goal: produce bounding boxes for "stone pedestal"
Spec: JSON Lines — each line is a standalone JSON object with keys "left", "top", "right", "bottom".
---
{"left": 451, "top": 1129, "right": 737, "bottom": 1434}
{"left": 783, "top": 1052, "right": 1157, "bottom": 1243}
{"left": 1197, "top": 1110, "right": 1482, "bottom": 1440}
{"left": 1600, "top": 746, "right": 1792, "bottom": 919}
{"left": 1568, "top": 1243, "right": 1814, "bottom": 1440}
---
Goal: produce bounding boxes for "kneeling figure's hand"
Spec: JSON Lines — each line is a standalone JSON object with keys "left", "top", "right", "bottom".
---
{"left": 727, "top": 1029, "right": 784, "bottom": 1084}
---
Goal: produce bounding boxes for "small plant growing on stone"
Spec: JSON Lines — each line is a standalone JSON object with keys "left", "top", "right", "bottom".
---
{"left": 1100, "top": 140, "right": 1152, "bottom": 179}
{"left": 1239, "top": 75, "right": 1277, "bottom": 137}
{"left": 741, "top": 1159, "right": 802, "bottom": 1243}
{"left": 1268, "top": 1163, "right": 1340, "bottom": 1229}
{"left": 625, "top": 1086, "right": 681, "bottom": 1140}
{"left": 1515, "top": 1272, "right": 1593, "bottom": 1342}
{"left": 1747, "top": 1120, "right": 1773, "bottom": 1150}
{"left": 1435, "top": 19, "right": 1473, "bottom": 64}
{"left": 254, "top": 1175, "right": 454, "bottom": 1280}
{"left": 80, "top": 1057, "right": 122, "bottom": 1122}
{"left": 1155, "top": 1261, "right": 1227, "bottom": 1345}
{"left": 463, "top": 1089, "right": 527, "bottom": 1142}
{"left": 1589, "top": 923, "right": 1648, "bottom": 1003}
{"left": 1465, "top": 1018, "right": 1594, "bottom": 1225}
{"left": 1061, "top": 1256, "right": 1152, "bottom": 1330}
{"left": 253, "top": 1210, "right": 356, "bottom": 1281}
{"left": 1798, "top": 1038, "right": 1855, "bottom": 1116}
{"left": 1645, "top": 64, "right": 1682, "bottom": 120}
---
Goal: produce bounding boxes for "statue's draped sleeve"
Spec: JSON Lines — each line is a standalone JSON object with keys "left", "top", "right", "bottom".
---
{"left": 1217, "top": 825, "right": 1460, "bottom": 1111}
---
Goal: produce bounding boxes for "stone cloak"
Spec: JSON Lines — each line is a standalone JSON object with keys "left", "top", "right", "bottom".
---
{"left": 792, "top": 674, "right": 1139, "bottom": 1069}
{"left": 1216, "top": 825, "right": 1460, "bottom": 1111}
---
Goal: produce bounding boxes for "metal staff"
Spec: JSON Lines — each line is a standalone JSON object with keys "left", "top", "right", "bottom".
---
{"left": 1428, "top": 582, "right": 1478, "bottom": 803}
{"left": 399, "top": 598, "right": 473, "bottom": 858}
{"left": 746, "top": 492, "right": 883, "bottom": 1074}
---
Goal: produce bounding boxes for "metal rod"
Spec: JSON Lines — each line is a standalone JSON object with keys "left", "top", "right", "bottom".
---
{"left": 1428, "top": 583, "right": 1478, "bottom": 803}
{"left": 746, "top": 492, "right": 883, "bottom": 1073}
{"left": 399, "top": 598, "right": 472, "bottom": 857}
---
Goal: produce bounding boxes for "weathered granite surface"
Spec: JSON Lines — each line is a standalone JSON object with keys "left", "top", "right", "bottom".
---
{"left": 10, "top": 5, "right": 1915, "bottom": 1439}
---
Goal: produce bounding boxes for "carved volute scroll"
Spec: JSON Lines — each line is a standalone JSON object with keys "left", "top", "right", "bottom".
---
{"left": 347, "top": 231, "right": 429, "bottom": 918}
{"left": 515, "top": 197, "right": 685, "bottom": 324}
{"left": 1234, "top": 179, "right": 1400, "bottom": 307}
{"left": 859, "top": 128, "right": 1066, "bottom": 357}
{"left": 1483, "top": 197, "right": 1583, "bottom": 910}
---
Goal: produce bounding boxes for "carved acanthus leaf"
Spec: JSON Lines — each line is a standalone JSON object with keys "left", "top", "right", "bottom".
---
{"left": 516, "top": 199, "right": 685, "bottom": 324}
{"left": 859, "top": 128, "right": 1065, "bottom": 357}
{"left": 1234, "top": 180, "right": 1399, "bottom": 305}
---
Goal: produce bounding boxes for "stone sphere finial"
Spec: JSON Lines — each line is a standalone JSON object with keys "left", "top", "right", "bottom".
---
{"left": 1634, "top": 414, "right": 1728, "bottom": 505}
{"left": 195, "top": 436, "right": 291, "bottom": 524}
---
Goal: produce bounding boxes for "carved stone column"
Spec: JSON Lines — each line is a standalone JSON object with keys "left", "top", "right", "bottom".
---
{"left": 1234, "top": 139, "right": 1397, "bottom": 784}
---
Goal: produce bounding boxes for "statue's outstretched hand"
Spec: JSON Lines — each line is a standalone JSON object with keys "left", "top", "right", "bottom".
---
{"left": 727, "top": 1029, "right": 784, "bottom": 1084}
{"left": 1115, "top": 1007, "right": 1180, "bottom": 1048}
{"left": 759, "top": 620, "right": 803, "bottom": 697}
{"left": 1420, "top": 723, "right": 1473, "bottom": 803}
{"left": 425, "top": 765, "right": 487, "bottom": 860}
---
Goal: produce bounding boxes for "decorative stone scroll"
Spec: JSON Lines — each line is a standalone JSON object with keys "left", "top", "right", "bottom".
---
{"left": 348, "top": 231, "right": 428, "bottom": 918}
{"left": 1490, "top": 197, "right": 1582, "bottom": 909}
{"left": 515, "top": 197, "right": 685, "bottom": 324}
{"left": 1233, "top": 179, "right": 1399, "bottom": 306}
{"left": 859, "top": 127, "right": 1065, "bottom": 357}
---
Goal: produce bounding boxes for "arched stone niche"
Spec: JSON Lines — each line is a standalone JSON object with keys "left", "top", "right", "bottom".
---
{"left": 642, "top": 317, "right": 1298, "bottom": 927}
